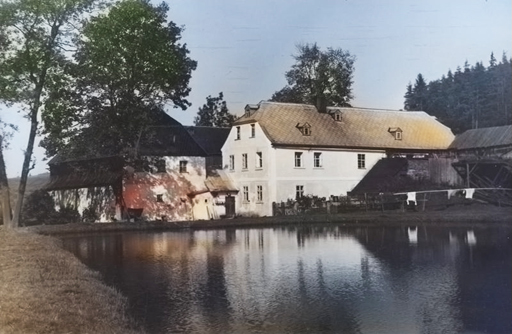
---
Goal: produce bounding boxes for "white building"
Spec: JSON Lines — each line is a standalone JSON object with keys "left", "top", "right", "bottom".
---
{"left": 221, "top": 101, "right": 454, "bottom": 217}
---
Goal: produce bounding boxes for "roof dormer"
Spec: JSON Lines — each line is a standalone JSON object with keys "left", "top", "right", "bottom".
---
{"left": 296, "top": 122, "right": 311, "bottom": 136}
{"left": 244, "top": 104, "right": 259, "bottom": 117}
{"left": 330, "top": 110, "right": 343, "bottom": 122}
{"left": 388, "top": 127, "right": 403, "bottom": 140}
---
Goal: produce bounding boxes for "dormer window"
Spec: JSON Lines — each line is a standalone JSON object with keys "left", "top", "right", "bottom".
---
{"left": 296, "top": 122, "right": 311, "bottom": 136}
{"left": 245, "top": 104, "right": 259, "bottom": 117}
{"left": 388, "top": 127, "right": 403, "bottom": 140}
{"left": 330, "top": 110, "right": 343, "bottom": 122}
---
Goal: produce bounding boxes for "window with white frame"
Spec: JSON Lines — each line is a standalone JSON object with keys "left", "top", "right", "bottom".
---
{"left": 313, "top": 152, "right": 322, "bottom": 168}
{"left": 357, "top": 154, "right": 366, "bottom": 169}
{"left": 250, "top": 124, "right": 256, "bottom": 138}
{"left": 236, "top": 126, "right": 240, "bottom": 140}
{"left": 296, "top": 185, "right": 304, "bottom": 199}
{"left": 294, "top": 152, "right": 303, "bottom": 167}
{"left": 257, "top": 185, "right": 263, "bottom": 202}
{"left": 242, "top": 153, "right": 248, "bottom": 170}
{"left": 229, "top": 155, "right": 235, "bottom": 170}
{"left": 256, "top": 152, "right": 263, "bottom": 169}
{"left": 243, "top": 186, "right": 249, "bottom": 202}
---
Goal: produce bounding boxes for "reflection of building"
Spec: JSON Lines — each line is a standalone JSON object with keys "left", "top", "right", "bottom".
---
{"left": 221, "top": 101, "right": 454, "bottom": 216}
{"left": 44, "top": 112, "right": 238, "bottom": 222}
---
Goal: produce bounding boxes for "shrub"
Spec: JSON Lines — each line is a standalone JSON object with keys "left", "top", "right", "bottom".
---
{"left": 22, "top": 190, "right": 57, "bottom": 226}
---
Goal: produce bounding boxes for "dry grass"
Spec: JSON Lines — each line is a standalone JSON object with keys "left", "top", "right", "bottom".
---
{"left": 0, "top": 227, "right": 144, "bottom": 334}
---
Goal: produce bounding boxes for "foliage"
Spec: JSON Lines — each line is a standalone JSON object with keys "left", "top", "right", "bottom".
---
{"left": 21, "top": 189, "right": 56, "bottom": 225}
{"left": 404, "top": 52, "right": 512, "bottom": 134}
{"left": 82, "top": 206, "right": 99, "bottom": 223}
{"left": 270, "top": 43, "right": 356, "bottom": 110}
{"left": 0, "top": 0, "right": 102, "bottom": 227}
{"left": 54, "top": 205, "right": 81, "bottom": 224}
{"left": 194, "top": 92, "right": 235, "bottom": 127}
{"left": 41, "top": 0, "right": 197, "bottom": 158}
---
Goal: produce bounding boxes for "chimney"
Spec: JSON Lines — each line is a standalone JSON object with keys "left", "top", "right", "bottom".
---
{"left": 315, "top": 95, "right": 327, "bottom": 113}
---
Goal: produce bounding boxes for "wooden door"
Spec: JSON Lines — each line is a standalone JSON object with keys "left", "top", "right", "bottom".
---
{"left": 225, "top": 195, "right": 235, "bottom": 218}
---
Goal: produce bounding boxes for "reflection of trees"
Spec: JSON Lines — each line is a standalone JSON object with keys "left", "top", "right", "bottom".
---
{"left": 455, "top": 228, "right": 512, "bottom": 334}
{"left": 62, "top": 225, "right": 512, "bottom": 334}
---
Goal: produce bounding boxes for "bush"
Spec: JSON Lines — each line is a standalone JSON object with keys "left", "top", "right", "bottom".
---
{"left": 22, "top": 190, "right": 57, "bottom": 226}
{"left": 53, "top": 205, "right": 81, "bottom": 224}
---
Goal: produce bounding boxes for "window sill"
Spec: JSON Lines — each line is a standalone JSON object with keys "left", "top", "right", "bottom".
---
{"left": 256, "top": 201, "right": 264, "bottom": 204}
{"left": 255, "top": 167, "right": 263, "bottom": 171}
{"left": 242, "top": 168, "right": 248, "bottom": 172}
{"left": 313, "top": 167, "right": 323, "bottom": 169}
{"left": 294, "top": 167, "right": 305, "bottom": 169}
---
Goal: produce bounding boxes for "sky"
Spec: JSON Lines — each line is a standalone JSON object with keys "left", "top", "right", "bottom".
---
{"left": 1, "top": 0, "right": 511, "bottom": 177}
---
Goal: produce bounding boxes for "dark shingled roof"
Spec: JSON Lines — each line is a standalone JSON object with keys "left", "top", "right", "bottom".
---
{"left": 137, "top": 126, "right": 206, "bottom": 157}
{"left": 184, "top": 126, "right": 230, "bottom": 155}
{"left": 448, "top": 125, "right": 512, "bottom": 150}
{"left": 235, "top": 101, "right": 454, "bottom": 150}
{"left": 42, "top": 171, "right": 122, "bottom": 191}
{"left": 349, "top": 158, "right": 408, "bottom": 195}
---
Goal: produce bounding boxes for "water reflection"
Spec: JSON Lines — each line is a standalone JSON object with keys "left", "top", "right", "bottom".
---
{"left": 62, "top": 224, "right": 511, "bottom": 334}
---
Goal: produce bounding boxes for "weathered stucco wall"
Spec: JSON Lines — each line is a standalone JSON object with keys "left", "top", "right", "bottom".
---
{"left": 123, "top": 156, "right": 207, "bottom": 221}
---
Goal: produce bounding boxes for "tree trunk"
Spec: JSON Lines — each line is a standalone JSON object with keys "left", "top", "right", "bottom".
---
{"left": 11, "top": 104, "right": 39, "bottom": 227}
{"left": 0, "top": 136, "right": 12, "bottom": 228}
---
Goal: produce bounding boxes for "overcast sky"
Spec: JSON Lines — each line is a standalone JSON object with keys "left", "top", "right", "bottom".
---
{"left": 2, "top": 0, "right": 511, "bottom": 177}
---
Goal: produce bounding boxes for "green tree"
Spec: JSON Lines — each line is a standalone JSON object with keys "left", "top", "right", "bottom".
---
{"left": 21, "top": 189, "right": 56, "bottom": 225}
{"left": 194, "top": 92, "right": 235, "bottom": 127}
{"left": 404, "top": 74, "right": 427, "bottom": 111}
{"left": 0, "top": 0, "right": 101, "bottom": 228}
{"left": 404, "top": 53, "right": 512, "bottom": 133}
{"left": 270, "top": 43, "right": 356, "bottom": 111}
{"left": 41, "top": 0, "right": 197, "bottom": 159}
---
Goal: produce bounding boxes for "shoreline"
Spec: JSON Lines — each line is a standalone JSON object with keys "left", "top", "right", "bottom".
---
{"left": 0, "top": 227, "right": 145, "bottom": 334}
{"left": 26, "top": 202, "right": 511, "bottom": 236}
{"left": 2, "top": 203, "right": 509, "bottom": 333}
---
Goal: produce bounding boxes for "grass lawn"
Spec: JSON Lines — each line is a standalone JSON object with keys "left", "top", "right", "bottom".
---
{"left": 0, "top": 227, "right": 143, "bottom": 334}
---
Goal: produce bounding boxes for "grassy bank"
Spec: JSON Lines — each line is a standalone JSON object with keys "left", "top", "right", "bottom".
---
{"left": 0, "top": 227, "right": 143, "bottom": 334}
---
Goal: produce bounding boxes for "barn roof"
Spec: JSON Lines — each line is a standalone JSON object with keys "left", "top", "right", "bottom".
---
{"left": 185, "top": 126, "right": 231, "bottom": 155}
{"left": 234, "top": 101, "right": 454, "bottom": 151}
{"left": 448, "top": 125, "right": 512, "bottom": 150}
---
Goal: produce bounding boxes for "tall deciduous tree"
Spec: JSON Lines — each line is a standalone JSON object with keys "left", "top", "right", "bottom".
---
{"left": 41, "top": 0, "right": 197, "bottom": 159}
{"left": 270, "top": 43, "right": 356, "bottom": 111}
{"left": 194, "top": 92, "right": 235, "bottom": 127}
{"left": 0, "top": 0, "right": 101, "bottom": 227}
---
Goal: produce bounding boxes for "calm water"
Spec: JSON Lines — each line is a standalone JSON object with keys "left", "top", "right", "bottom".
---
{"left": 62, "top": 224, "right": 511, "bottom": 334}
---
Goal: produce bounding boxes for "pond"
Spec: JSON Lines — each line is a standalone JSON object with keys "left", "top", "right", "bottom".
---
{"left": 62, "top": 223, "right": 511, "bottom": 334}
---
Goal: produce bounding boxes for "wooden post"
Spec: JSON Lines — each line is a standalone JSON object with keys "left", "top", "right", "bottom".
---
{"left": 466, "top": 162, "right": 470, "bottom": 187}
